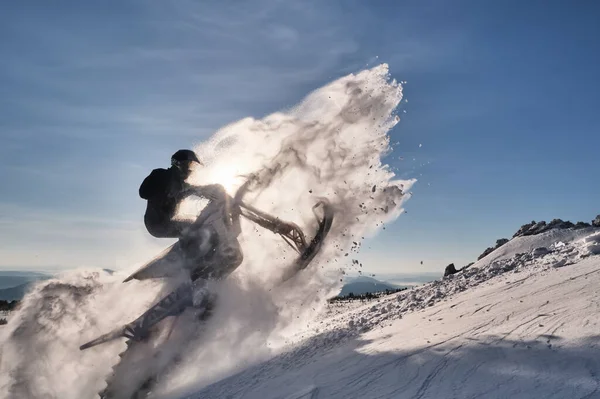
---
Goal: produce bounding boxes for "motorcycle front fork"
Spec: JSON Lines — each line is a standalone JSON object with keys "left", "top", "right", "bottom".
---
{"left": 124, "top": 279, "right": 215, "bottom": 342}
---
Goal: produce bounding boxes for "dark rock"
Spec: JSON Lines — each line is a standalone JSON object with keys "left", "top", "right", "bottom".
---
{"left": 495, "top": 238, "right": 509, "bottom": 247}
{"left": 513, "top": 218, "right": 590, "bottom": 238}
{"left": 477, "top": 247, "right": 495, "bottom": 261}
{"left": 513, "top": 221, "right": 538, "bottom": 238}
{"left": 532, "top": 247, "right": 550, "bottom": 258}
{"left": 528, "top": 221, "right": 547, "bottom": 235}
{"left": 444, "top": 263, "right": 458, "bottom": 277}
{"left": 574, "top": 221, "right": 591, "bottom": 229}
{"left": 477, "top": 238, "right": 510, "bottom": 260}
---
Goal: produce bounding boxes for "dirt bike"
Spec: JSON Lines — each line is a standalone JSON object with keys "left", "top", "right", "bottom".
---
{"left": 79, "top": 176, "right": 334, "bottom": 399}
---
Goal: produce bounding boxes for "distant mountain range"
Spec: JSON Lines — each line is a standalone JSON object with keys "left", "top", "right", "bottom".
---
{"left": 0, "top": 283, "right": 35, "bottom": 301}
{"left": 0, "top": 271, "right": 51, "bottom": 301}
{"left": 0, "top": 270, "right": 434, "bottom": 300}
{"left": 371, "top": 272, "right": 441, "bottom": 287}
{"left": 338, "top": 276, "right": 406, "bottom": 296}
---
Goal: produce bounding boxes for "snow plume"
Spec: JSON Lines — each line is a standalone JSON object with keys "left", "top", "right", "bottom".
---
{"left": 190, "top": 63, "right": 412, "bottom": 283}
{"left": 0, "top": 270, "right": 171, "bottom": 399}
{"left": 0, "top": 64, "right": 414, "bottom": 399}
{"left": 161, "top": 64, "right": 415, "bottom": 397}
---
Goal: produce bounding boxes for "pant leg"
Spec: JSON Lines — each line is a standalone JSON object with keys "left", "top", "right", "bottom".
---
{"left": 146, "top": 218, "right": 192, "bottom": 238}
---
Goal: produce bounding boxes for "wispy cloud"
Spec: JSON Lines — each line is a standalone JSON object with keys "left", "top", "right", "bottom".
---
{"left": 0, "top": 0, "right": 460, "bottom": 272}
{"left": 1, "top": 1, "right": 365, "bottom": 145}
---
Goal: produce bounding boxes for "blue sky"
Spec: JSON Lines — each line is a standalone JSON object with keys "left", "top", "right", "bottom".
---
{"left": 1, "top": 1, "right": 599, "bottom": 274}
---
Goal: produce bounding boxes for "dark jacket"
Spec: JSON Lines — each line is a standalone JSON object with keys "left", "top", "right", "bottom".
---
{"left": 139, "top": 167, "right": 192, "bottom": 225}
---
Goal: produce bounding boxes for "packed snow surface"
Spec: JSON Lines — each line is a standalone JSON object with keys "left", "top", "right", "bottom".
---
{"left": 182, "top": 227, "right": 600, "bottom": 399}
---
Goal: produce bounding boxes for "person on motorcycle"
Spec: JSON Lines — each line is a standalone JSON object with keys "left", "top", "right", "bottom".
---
{"left": 139, "top": 149, "right": 227, "bottom": 239}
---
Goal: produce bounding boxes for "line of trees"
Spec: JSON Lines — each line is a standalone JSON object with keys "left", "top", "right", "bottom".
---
{"left": 0, "top": 300, "right": 20, "bottom": 326}
{"left": 329, "top": 287, "right": 408, "bottom": 303}
{"left": 0, "top": 300, "right": 19, "bottom": 311}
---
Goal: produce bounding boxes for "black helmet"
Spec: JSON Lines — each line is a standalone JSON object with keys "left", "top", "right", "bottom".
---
{"left": 171, "top": 149, "right": 202, "bottom": 167}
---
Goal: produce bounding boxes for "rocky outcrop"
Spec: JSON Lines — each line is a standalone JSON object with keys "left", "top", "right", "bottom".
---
{"left": 444, "top": 263, "right": 458, "bottom": 277}
{"left": 477, "top": 238, "right": 510, "bottom": 261}
{"left": 513, "top": 219, "right": 591, "bottom": 238}
{"left": 443, "top": 215, "right": 599, "bottom": 281}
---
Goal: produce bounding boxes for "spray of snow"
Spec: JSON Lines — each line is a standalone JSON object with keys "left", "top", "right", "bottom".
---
{"left": 0, "top": 270, "right": 170, "bottom": 398}
{"left": 0, "top": 64, "right": 414, "bottom": 399}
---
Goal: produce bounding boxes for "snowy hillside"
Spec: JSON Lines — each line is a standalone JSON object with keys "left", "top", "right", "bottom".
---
{"left": 2, "top": 63, "right": 599, "bottom": 399}
{"left": 176, "top": 227, "right": 600, "bottom": 399}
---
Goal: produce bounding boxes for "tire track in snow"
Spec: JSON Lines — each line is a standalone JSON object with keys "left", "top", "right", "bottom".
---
{"left": 414, "top": 344, "right": 464, "bottom": 399}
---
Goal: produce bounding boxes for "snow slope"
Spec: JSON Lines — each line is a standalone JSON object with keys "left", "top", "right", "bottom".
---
{"left": 176, "top": 228, "right": 600, "bottom": 399}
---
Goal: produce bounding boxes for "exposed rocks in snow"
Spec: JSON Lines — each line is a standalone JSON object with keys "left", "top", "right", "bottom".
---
{"left": 477, "top": 238, "right": 509, "bottom": 260}
{"left": 513, "top": 218, "right": 591, "bottom": 238}
{"left": 443, "top": 263, "right": 458, "bottom": 277}
{"left": 513, "top": 221, "right": 542, "bottom": 237}
{"left": 319, "top": 229, "right": 600, "bottom": 340}
{"left": 593, "top": 215, "right": 600, "bottom": 227}
{"left": 532, "top": 247, "right": 551, "bottom": 258}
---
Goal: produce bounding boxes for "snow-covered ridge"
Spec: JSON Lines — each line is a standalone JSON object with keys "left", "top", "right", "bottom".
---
{"left": 334, "top": 227, "right": 600, "bottom": 334}
{"left": 476, "top": 218, "right": 599, "bottom": 262}
{"left": 219, "top": 227, "right": 600, "bottom": 368}
{"left": 473, "top": 226, "right": 600, "bottom": 269}
{"left": 189, "top": 227, "right": 600, "bottom": 399}
{"left": 264, "top": 227, "right": 600, "bottom": 355}
{"left": 512, "top": 217, "right": 600, "bottom": 238}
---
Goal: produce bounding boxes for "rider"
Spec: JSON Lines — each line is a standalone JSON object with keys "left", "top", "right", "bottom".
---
{"left": 139, "top": 149, "right": 227, "bottom": 239}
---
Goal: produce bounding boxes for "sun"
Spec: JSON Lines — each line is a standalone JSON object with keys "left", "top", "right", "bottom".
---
{"left": 206, "top": 164, "right": 245, "bottom": 195}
